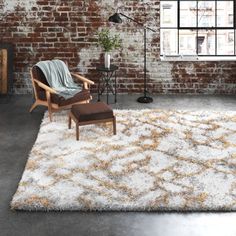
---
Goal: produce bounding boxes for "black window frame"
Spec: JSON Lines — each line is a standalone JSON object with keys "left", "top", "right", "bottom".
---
{"left": 160, "top": 0, "right": 236, "bottom": 57}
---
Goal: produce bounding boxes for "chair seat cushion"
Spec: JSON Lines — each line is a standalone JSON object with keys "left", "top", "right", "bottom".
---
{"left": 38, "top": 89, "right": 91, "bottom": 107}
{"left": 71, "top": 102, "right": 114, "bottom": 122}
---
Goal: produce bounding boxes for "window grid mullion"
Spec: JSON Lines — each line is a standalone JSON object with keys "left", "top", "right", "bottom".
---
{"left": 178, "top": 0, "right": 180, "bottom": 54}
{"left": 196, "top": 0, "right": 199, "bottom": 55}
{"left": 234, "top": 0, "right": 236, "bottom": 55}
{"left": 215, "top": 0, "right": 217, "bottom": 55}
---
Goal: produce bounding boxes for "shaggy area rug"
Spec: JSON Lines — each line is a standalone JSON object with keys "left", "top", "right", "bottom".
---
{"left": 11, "top": 109, "right": 236, "bottom": 211}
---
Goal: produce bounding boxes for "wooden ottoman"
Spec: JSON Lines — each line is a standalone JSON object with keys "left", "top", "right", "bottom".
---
{"left": 68, "top": 102, "right": 116, "bottom": 140}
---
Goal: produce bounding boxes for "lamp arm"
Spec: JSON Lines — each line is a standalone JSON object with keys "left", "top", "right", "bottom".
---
{"left": 119, "top": 12, "right": 156, "bottom": 32}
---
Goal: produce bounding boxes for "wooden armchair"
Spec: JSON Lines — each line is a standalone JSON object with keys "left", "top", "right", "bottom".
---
{"left": 29, "top": 65, "right": 94, "bottom": 122}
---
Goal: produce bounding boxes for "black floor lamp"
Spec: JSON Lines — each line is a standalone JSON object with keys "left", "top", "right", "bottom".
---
{"left": 108, "top": 12, "right": 156, "bottom": 103}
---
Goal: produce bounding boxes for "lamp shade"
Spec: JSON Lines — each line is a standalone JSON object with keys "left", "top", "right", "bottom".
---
{"left": 108, "top": 13, "right": 122, "bottom": 23}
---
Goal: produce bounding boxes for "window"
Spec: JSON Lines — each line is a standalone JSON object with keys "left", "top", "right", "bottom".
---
{"left": 161, "top": 0, "right": 236, "bottom": 58}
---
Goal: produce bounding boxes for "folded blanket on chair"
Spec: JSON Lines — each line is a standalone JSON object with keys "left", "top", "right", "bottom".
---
{"left": 36, "top": 59, "right": 82, "bottom": 99}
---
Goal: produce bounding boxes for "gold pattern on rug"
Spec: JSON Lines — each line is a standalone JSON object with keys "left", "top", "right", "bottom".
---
{"left": 11, "top": 110, "right": 236, "bottom": 211}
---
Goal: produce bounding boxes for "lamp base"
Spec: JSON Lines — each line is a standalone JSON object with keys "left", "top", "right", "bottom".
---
{"left": 137, "top": 96, "right": 153, "bottom": 103}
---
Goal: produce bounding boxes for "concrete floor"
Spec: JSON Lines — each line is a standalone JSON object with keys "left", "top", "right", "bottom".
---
{"left": 1, "top": 94, "right": 236, "bottom": 236}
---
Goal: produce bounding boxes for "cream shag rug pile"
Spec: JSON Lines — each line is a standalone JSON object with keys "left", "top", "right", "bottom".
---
{"left": 11, "top": 109, "right": 236, "bottom": 211}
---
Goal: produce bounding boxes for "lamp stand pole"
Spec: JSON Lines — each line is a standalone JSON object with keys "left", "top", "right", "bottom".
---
{"left": 137, "top": 28, "right": 153, "bottom": 103}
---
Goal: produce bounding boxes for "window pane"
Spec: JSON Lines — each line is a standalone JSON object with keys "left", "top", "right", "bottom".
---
{"left": 161, "top": 1, "right": 177, "bottom": 27}
{"left": 161, "top": 29, "right": 178, "bottom": 55}
{"left": 217, "top": 30, "right": 234, "bottom": 55}
{"left": 198, "top": 1, "right": 215, "bottom": 27}
{"left": 180, "top": 1, "right": 197, "bottom": 27}
{"left": 217, "top": 1, "right": 234, "bottom": 27}
{"left": 197, "top": 30, "right": 215, "bottom": 55}
{"left": 179, "top": 30, "right": 197, "bottom": 55}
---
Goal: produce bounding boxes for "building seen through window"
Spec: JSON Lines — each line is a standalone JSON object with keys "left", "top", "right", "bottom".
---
{"left": 160, "top": 0, "right": 235, "bottom": 57}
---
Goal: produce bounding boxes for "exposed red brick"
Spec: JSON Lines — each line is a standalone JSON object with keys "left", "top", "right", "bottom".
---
{"left": 0, "top": 0, "right": 236, "bottom": 94}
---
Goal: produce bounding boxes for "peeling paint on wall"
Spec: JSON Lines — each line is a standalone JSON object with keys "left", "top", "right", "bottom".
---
{"left": 2, "top": 0, "right": 37, "bottom": 13}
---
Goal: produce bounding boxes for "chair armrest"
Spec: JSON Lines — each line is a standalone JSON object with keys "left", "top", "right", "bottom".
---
{"left": 34, "top": 79, "right": 57, "bottom": 94}
{"left": 71, "top": 72, "right": 95, "bottom": 85}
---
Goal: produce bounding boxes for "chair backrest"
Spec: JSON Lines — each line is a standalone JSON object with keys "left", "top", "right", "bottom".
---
{"left": 32, "top": 66, "right": 49, "bottom": 85}
{"left": 31, "top": 66, "right": 50, "bottom": 100}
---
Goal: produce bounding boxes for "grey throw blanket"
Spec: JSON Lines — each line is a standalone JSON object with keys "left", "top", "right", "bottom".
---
{"left": 36, "top": 59, "right": 82, "bottom": 99}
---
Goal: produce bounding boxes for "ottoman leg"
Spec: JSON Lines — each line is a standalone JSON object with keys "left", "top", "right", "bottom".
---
{"left": 68, "top": 114, "right": 72, "bottom": 129}
{"left": 76, "top": 124, "right": 79, "bottom": 141}
{"left": 113, "top": 116, "right": 116, "bottom": 135}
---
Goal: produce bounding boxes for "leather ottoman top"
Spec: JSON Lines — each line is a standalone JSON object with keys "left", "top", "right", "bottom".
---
{"left": 71, "top": 102, "right": 114, "bottom": 122}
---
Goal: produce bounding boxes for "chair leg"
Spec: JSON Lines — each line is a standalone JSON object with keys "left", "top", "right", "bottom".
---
{"left": 113, "top": 116, "right": 116, "bottom": 135}
{"left": 48, "top": 108, "right": 53, "bottom": 122}
{"left": 68, "top": 114, "right": 72, "bottom": 129}
{"left": 46, "top": 91, "right": 53, "bottom": 122}
{"left": 76, "top": 124, "right": 79, "bottom": 141}
{"left": 29, "top": 102, "right": 38, "bottom": 113}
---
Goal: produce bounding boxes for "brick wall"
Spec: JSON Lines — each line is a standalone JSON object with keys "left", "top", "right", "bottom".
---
{"left": 0, "top": 0, "right": 236, "bottom": 94}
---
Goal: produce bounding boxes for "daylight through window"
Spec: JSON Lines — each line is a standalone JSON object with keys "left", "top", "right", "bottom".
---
{"left": 160, "top": 0, "right": 236, "bottom": 57}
